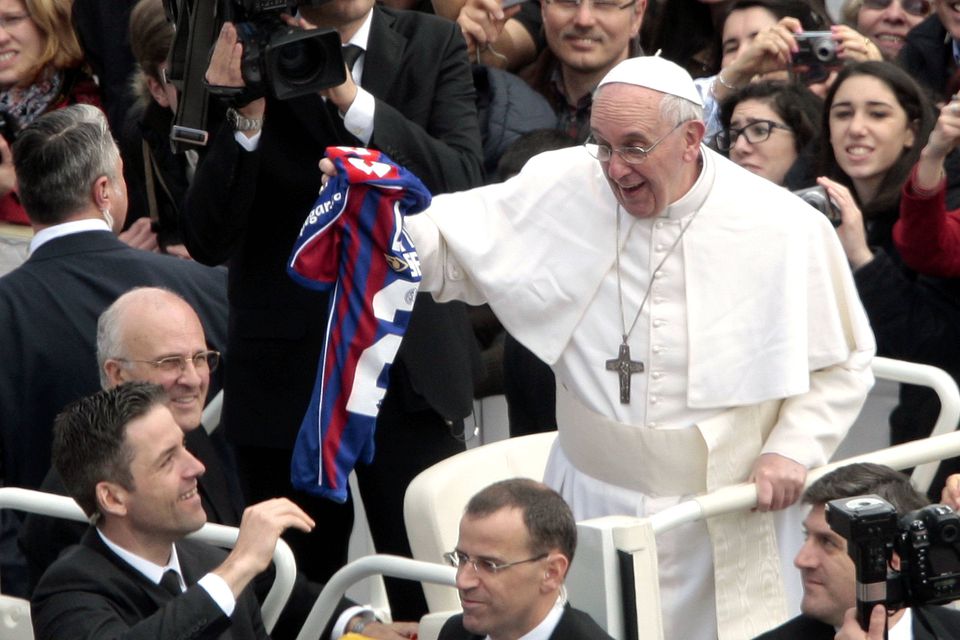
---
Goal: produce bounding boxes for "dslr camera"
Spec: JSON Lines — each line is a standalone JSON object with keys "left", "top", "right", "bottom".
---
{"left": 827, "top": 495, "right": 960, "bottom": 629}
{"left": 792, "top": 31, "right": 840, "bottom": 84}
{"left": 218, "top": 0, "right": 346, "bottom": 101}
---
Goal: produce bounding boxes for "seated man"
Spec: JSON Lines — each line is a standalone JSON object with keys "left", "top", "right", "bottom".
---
{"left": 19, "top": 287, "right": 242, "bottom": 587}
{"left": 755, "top": 463, "right": 960, "bottom": 639}
{"left": 440, "top": 478, "right": 612, "bottom": 640}
{"left": 30, "top": 382, "right": 314, "bottom": 639}
{"left": 22, "top": 288, "right": 403, "bottom": 639}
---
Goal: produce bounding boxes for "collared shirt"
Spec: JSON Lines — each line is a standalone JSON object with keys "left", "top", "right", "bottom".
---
{"left": 888, "top": 608, "right": 912, "bottom": 640}
{"left": 549, "top": 63, "right": 592, "bottom": 144}
{"left": 96, "top": 529, "right": 236, "bottom": 616}
{"left": 481, "top": 596, "right": 566, "bottom": 640}
{"left": 235, "top": 8, "right": 376, "bottom": 151}
{"left": 28, "top": 218, "right": 110, "bottom": 255}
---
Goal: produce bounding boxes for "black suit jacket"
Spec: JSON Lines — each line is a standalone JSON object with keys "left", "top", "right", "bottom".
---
{"left": 182, "top": 6, "right": 483, "bottom": 450}
{"left": 31, "top": 528, "right": 267, "bottom": 640}
{"left": 18, "top": 428, "right": 243, "bottom": 591}
{"left": 0, "top": 231, "right": 229, "bottom": 489}
{"left": 755, "top": 607, "right": 960, "bottom": 639}
{"left": 438, "top": 605, "right": 614, "bottom": 640}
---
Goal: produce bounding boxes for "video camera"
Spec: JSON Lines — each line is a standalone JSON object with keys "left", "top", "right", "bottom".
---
{"left": 161, "top": 0, "right": 345, "bottom": 148}
{"left": 216, "top": 0, "right": 345, "bottom": 101}
{"left": 826, "top": 495, "right": 960, "bottom": 630}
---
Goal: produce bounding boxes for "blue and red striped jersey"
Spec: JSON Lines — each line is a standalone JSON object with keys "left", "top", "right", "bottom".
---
{"left": 287, "top": 147, "right": 430, "bottom": 502}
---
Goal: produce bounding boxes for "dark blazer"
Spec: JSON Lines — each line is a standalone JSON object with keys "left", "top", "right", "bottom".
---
{"left": 0, "top": 230, "right": 229, "bottom": 490}
{"left": 182, "top": 6, "right": 483, "bottom": 452}
{"left": 755, "top": 607, "right": 960, "bottom": 639}
{"left": 31, "top": 528, "right": 266, "bottom": 640}
{"left": 438, "top": 605, "right": 614, "bottom": 640}
{"left": 898, "top": 14, "right": 954, "bottom": 103}
{"left": 18, "top": 427, "right": 243, "bottom": 591}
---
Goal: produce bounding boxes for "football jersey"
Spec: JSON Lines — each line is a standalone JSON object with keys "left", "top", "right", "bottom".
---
{"left": 287, "top": 147, "right": 430, "bottom": 502}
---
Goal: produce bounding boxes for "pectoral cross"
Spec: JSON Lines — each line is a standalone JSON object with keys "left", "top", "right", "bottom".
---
{"left": 605, "top": 342, "right": 644, "bottom": 404}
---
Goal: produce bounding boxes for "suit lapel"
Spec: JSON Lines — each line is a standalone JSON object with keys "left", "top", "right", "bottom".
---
{"left": 84, "top": 528, "right": 175, "bottom": 608}
{"left": 358, "top": 8, "right": 405, "bottom": 106}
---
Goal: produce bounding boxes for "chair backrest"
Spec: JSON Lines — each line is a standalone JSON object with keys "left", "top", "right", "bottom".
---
{"left": 0, "top": 594, "right": 33, "bottom": 640}
{"left": 403, "top": 431, "right": 557, "bottom": 612}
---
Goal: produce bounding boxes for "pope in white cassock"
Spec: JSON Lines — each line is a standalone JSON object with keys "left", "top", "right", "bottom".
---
{"left": 342, "top": 56, "right": 874, "bottom": 639}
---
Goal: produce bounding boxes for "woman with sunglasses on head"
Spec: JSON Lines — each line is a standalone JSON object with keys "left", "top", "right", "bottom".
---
{"left": 0, "top": 0, "right": 101, "bottom": 228}
{"left": 840, "top": 0, "right": 932, "bottom": 60}
{"left": 815, "top": 60, "right": 960, "bottom": 498}
{"left": 716, "top": 79, "right": 822, "bottom": 186}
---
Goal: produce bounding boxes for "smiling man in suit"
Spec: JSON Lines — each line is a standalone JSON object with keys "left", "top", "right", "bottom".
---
{"left": 183, "top": 0, "right": 484, "bottom": 619}
{"left": 30, "top": 382, "right": 315, "bottom": 640}
{"left": 439, "top": 479, "right": 612, "bottom": 640}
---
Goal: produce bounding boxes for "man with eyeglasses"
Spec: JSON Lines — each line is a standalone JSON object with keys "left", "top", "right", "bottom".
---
{"left": 438, "top": 479, "right": 612, "bottom": 640}
{"left": 520, "top": 0, "right": 645, "bottom": 142}
{"left": 391, "top": 54, "right": 876, "bottom": 639}
{"left": 0, "top": 104, "right": 228, "bottom": 597}
{"left": 899, "top": 0, "right": 960, "bottom": 102}
{"left": 19, "top": 287, "right": 407, "bottom": 639}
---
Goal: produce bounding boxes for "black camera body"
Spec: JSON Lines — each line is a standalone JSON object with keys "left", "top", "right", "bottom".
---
{"left": 223, "top": 0, "right": 345, "bottom": 101}
{"left": 827, "top": 495, "right": 960, "bottom": 629}
{"left": 792, "top": 185, "right": 841, "bottom": 227}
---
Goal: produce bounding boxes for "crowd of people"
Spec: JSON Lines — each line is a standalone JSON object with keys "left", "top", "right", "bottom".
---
{"left": 1, "top": 0, "right": 960, "bottom": 638}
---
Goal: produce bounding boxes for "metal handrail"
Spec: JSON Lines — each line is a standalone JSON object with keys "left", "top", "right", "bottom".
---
{"left": 0, "top": 487, "right": 296, "bottom": 632}
{"left": 871, "top": 357, "right": 960, "bottom": 490}
{"left": 295, "top": 555, "right": 456, "bottom": 640}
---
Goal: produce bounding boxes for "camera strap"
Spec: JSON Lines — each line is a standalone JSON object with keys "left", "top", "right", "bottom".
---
{"left": 167, "top": 0, "right": 216, "bottom": 151}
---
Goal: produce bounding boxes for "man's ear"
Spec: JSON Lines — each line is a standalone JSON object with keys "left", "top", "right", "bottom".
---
{"left": 541, "top": 553, "right": 570, "bottom": 593}
{"left": 683, "top": 120, "right": 706, "bottom": 162}
{"left": 96, "top": 480, "right": 129, "bottom": 518}
{"left": 103, "top": 359, "right": 128, "bottom": 387}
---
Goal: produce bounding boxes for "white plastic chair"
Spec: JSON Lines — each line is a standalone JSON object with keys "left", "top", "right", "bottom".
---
{"left": 402, "top": 431, "right": 557, "bottom": 612}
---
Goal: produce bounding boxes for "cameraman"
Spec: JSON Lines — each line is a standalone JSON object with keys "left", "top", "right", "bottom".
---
{"left": 755, "top": 463, "right": 960, "bottom": 639}
{"left": 182, "top": 0, "right": 483, "bottom": 621}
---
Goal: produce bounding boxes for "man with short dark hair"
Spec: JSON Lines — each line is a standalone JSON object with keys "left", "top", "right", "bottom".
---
{"left": 31, "top": 382, "right": 314, "bottom": 640}
{"left": 755, "top": 463, "right": 960, "bottom": 639}
{"left": 0, "top": 104, "right": 227, "bottom": 596}
{"left": 438, "top": 479, "right": 612, "bottom": 640}
{"left": 521, "top": 0, "right": 645, "bottom": 141}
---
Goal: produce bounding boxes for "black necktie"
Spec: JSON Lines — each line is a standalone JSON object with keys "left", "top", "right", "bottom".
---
{"left": 160, "top": 569, "right": 182, "bottom": 597}
{"left": 342, "top": 44, "right": 363, "bottom": 72}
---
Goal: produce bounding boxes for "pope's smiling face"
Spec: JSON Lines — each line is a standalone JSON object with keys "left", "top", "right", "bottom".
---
{"left": 591, "top": 83, "right": 704, "bottom": 219}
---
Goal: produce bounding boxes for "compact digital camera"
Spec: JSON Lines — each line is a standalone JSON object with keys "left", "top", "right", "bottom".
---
{"left": 792, "top": 185, "right": 841, "bottom": 227}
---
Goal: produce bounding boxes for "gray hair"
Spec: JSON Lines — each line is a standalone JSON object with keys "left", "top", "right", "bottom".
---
{"left": 11, "top": 104, "right": 121, "bottom": 225}
{"left": 96, "top": 296, "right": 127, "bottom": 389}
{"left": 660, "top": 94, "right": 704, "bottom": 126}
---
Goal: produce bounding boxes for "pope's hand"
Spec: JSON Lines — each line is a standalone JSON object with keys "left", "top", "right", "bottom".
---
{"left": 749, "top": 452, "right": 806, "bottom": 511}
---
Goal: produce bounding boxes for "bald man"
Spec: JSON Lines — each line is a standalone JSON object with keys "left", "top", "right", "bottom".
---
{"left": 20, "top": 287, "right": 242, "bottom": 589}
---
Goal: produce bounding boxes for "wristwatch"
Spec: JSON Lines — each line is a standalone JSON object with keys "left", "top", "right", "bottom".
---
{"left": 225, "top": 107, "right": 264, "bottom": 133}
{"left": 348, "top": 611, "right": 377, "bottom": 635}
